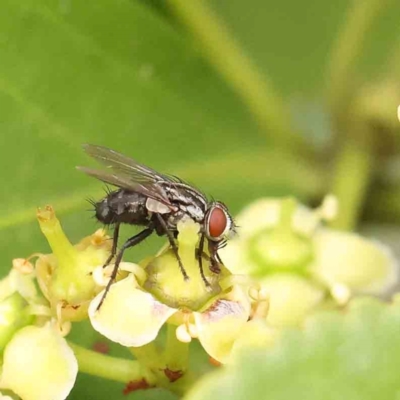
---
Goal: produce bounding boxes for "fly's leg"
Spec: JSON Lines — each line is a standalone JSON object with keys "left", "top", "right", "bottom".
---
{"left": 196, "top": 232, "right": 210, "bottom": 287}
{"left": 102, "top": 222, "right": 120, "bottom": 268}
{"left": 96, "top": 227, "right": 154, "bottom": 311}
{"left": 208, "top": 241, "right": 221, "bottom": 274}
{"left": 155, "top": 214, "right": 189, "bottom": 281}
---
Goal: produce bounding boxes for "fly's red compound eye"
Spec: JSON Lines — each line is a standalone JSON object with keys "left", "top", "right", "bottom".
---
{"left": 208, "top": 206, "right": 228, "bottom": 239}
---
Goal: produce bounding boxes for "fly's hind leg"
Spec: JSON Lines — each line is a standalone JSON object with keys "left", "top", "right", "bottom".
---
{"left": 96, "top": 226, "right": 154, "bottom": 311}
{"left": 102, "top": 222, "right": 121, "bottom": 268}
{"left": 155, "top": 214, "right": 190, "bottom": 281}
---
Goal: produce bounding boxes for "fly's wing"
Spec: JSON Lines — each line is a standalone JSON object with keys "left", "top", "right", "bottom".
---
{"left": 81, "top": 144, "right": 170, "bottom": 184}
{"left": 77, "top": 144, "right": 176, "bottom": 209}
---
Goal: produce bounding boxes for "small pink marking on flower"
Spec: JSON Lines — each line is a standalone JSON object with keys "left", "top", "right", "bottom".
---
{"left": 152, "top": 299, "right": 174, "bottom": 316}
{"left": 204, "top": 300, "right": 244, "bottom": 322}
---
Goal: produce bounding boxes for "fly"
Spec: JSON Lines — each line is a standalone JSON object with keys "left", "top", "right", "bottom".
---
{"left": 77, "top": 144, "right": 236, "bottom": 310}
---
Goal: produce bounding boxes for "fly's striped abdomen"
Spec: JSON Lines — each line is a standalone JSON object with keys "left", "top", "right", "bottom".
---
{"left": 95, "top": 189, "right": 150, "bottom": 225}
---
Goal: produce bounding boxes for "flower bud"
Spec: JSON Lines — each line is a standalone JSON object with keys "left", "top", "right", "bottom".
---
{"left": 0, "top": 293, "right": 34, "bottom": 352}
{"left": 311, "top": 229, "right": 398, "bottom": 296}
{"left": 259, "top": 274, "right": 325, "bottom": 327}
{"left": 0, "top": 324, "right": 77, "bottom": 400}
{"left": 36, "top": 206, "right": 112, "bottom": 321}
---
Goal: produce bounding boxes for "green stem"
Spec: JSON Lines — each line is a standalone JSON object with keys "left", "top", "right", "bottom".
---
{"left": 329, "top": 129, "right": 374, "bottom": 231}
{"left": 166, "top": 0, "right": 298, "bottom": 149}
{"left": 68, "top": 342, "right": 156, "bottom": 385}
{"left": 164, "top": 323, "right": 189, "bottom": 372}
{"left": 367, "top": 187, "right": 400, "bottom": 223}
{"left": 129, "top": 342, "right": 162, "bottom": 371}
{"left": 327, "top": 0, "right": 391, "bottom": 120}
{"left": 386, "top": 35, "right": 400, "bottom": 79}
{"left": 277, "top": 198, "right": 297, "bottom": 233}
{"left": 129, "top": 340, "right": 193, "bottom": 396}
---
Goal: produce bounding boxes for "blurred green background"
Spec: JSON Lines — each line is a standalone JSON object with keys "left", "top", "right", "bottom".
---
{"left": 1, "top": 0, "right": 400, "bottom": 398}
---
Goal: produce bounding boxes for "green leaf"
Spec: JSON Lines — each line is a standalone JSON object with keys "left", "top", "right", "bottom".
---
{"left": 0, "top": 0, "right": 322, "bottom": 270}
{"left": 185, "top": 297, "right": 400, "bottom": 400}
{"left": 1, "top": 3, "right": 312, "bottom": 396}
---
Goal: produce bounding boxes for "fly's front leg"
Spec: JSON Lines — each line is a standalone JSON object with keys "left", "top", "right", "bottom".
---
{"left": 196, "top": 232, "right": 210, "bottom": 287}
{"left": 155, "top": 214, "right": 189, "bottom": 281}
{"left": 215, "top": 251, "right": 224, "bottom": 265}
{"left": 96, "top": 226, "right": 154, "bottom": 311}
{"left": 208, "top": 241, "right": 221, "bottom": 274}
{"left": 102, "top": 222, "right": 120, "bottom": 268}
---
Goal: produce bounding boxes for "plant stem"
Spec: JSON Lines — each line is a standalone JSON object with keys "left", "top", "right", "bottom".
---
{"left": 68, "top": 341, "right": 156, "bottom": 384}
{"left": 367, "top": 186, "right": 400, "bottom": 223}
{"left": 329, "top": 127, "right": 374, "bottom": 231}
{"left": 166, "top": 0, "right": 298, "bottom": 149}
{"left": 327, "top": 0, "right": 390, "bottom": 120}
{"left": 129, "top": 342, "right": 161, "bottom": 371}
{"left": 129, "top": 339, "right": 193, "bottom": 395}
{"left": 326, "top": 0, "right": 390, "bottom": 229}
{"left": 164, "top": 323, "right": 189, "bottom": 372}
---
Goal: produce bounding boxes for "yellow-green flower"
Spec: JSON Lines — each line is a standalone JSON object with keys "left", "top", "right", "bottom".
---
{"left": 89, "top": 219, "right": 252, "bottom": 363}
{"left": 0, "top": 391, "right": 14, "bottom": 400}
{"left": 0, "top": 324, "right": 77, "bottom": 400}
{"left": 220, "top": 196, "right": 398, "bottom": 326}
{"left": 0, "top": 259, "right": 41, "bottom": 352}
{"left": 258, "top": 274, "right": 325, "bottom": 327}
{"left": 0, "top": 293, "right": 33, "bottom": 352}
{"left": 35, "top": 206, "right": 116, "bottom": 322}
{"left": 311, "top": 229, "right": 398, "bottom": 302}
{"left": 0, "top": 259, "right": 78, "bottom": 400}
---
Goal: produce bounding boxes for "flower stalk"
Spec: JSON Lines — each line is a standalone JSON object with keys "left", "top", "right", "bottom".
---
{"left": 329, "top": 127, "right": 374, "bottom": 231}
{"left": 166, "top": 0, "right": 299, "bottom": 150}
{"left": 163, "top": 323, "right": 189, "bottom": 373}
{"left": 69, "top": 342, "right": 156, "bottom": 385}
{"left": 327, "top": 0, "right": 390, "bottom": 121}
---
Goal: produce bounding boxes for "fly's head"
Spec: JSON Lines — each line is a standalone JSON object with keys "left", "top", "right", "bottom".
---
{"left": 204, "top": 201, "right": 236, "bottom": 245}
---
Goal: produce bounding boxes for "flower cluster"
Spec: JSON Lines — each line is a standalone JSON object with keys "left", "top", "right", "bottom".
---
{"left": 0, "top": 206, "right": 268, "bottom": 399}
{"left": 220, "top": 196, "right": 398, "bottom": 327}
{"left": 0, "top": 196, "right": 397, "bottom": 399}
{"left": 88, "top": 219, "right": 264, "bottom": 363}
{"left": 0, "top": 206, "right": 113, "bottom": 400}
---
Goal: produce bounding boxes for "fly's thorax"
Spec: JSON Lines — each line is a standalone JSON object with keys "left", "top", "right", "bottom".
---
{"left": 177, "top": 203, "right": 205, "bottom": 222}
{"left": 165, "top": 184, "right": 207, "bottom": 213}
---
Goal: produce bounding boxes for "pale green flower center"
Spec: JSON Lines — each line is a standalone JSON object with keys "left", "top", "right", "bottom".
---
{"left": 143, "top": 219, "right": 230, "bottom": 311}
{"left": 247, "top": 199, "right": 313, "bottom": 273}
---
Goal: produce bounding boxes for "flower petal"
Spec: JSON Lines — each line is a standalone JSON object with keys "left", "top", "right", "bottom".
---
{"left": 260, "top": 274, "right": 325, "bottom": 327}
{"left": 89, "top": 274, "right": 176, "bottom": 347}
{"left": 0, "top": 293, "right": 33, "bottom": 351}
{"left": 0, "top": 325, "right": 77, "bottom": 400}
{"left": 230, "top": 319, "right": 277, "bottom": 362}
{"left": 311, "top": 229, "right": 398, "bottom": 295}
{"left": 232, "top": 199, "right": 282, "bottom": 237}
{"left": 0, "top": 391, "right": 14, "bottom": 400}
{"left": 194, "top": 287, "right": 251, "bottom": 363}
